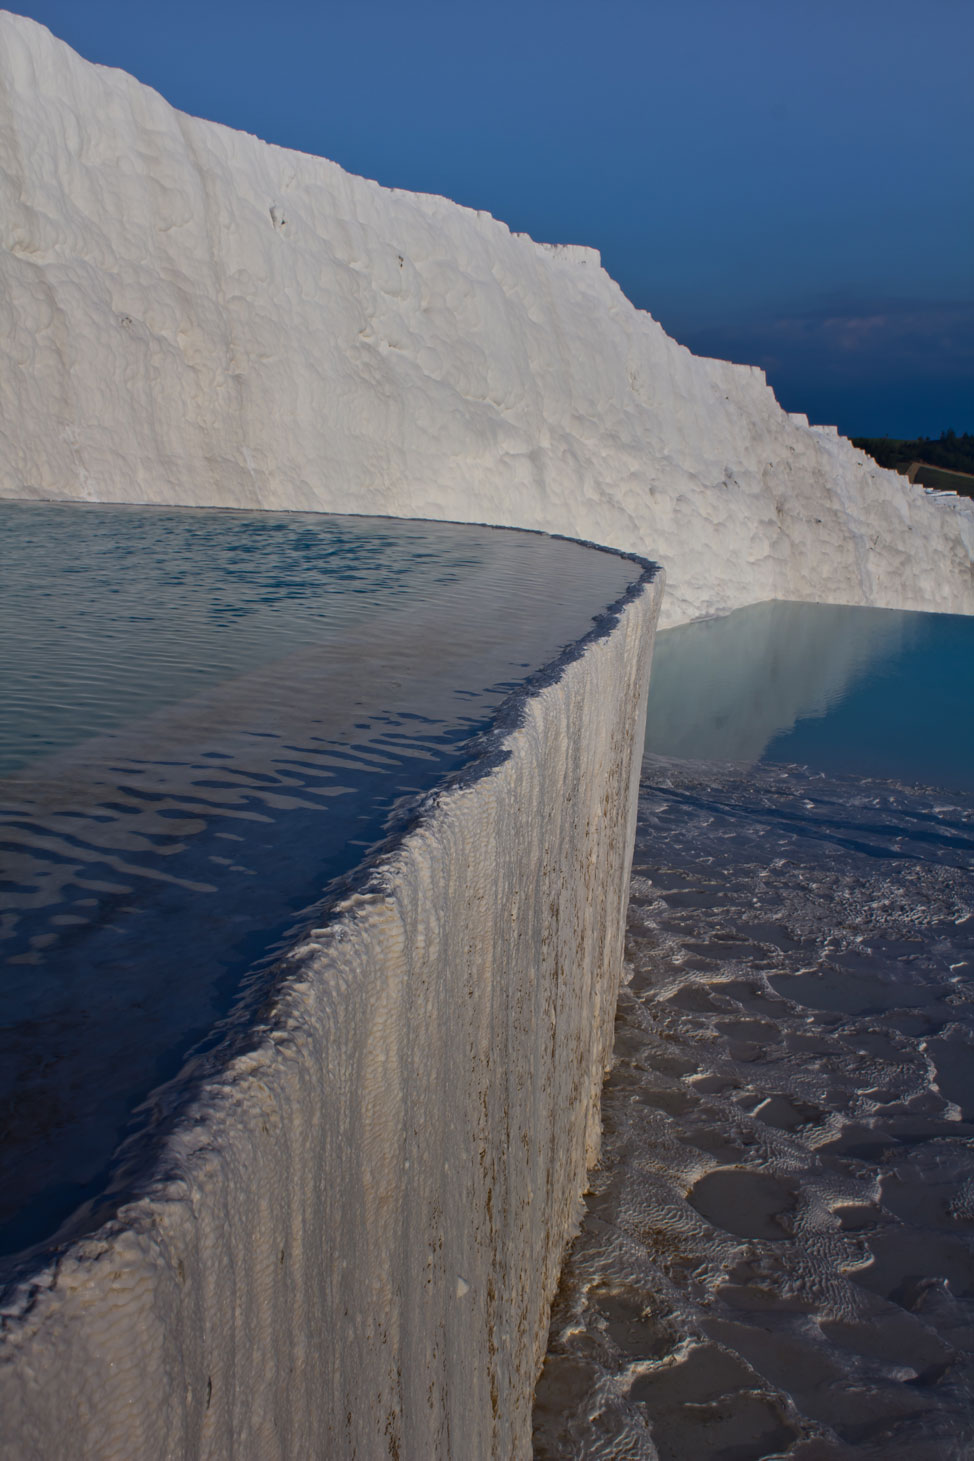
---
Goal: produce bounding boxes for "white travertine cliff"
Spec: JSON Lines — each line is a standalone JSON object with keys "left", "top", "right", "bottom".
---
{"left": 0, "top": 11, "right": 970, "bottom": 1457}
{"left": 0, "top": 12, "right": 970, "bottom": 627}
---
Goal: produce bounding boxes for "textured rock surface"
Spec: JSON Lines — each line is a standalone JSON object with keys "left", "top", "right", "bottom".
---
{"left": 0, "top": 12, "right": 970, "bottom": 627}
{"left": 0, "top": 569, "right": 662, "bottom": 1460}
{"left": 535, "top": 756, "right": 974, "bottom": 1460}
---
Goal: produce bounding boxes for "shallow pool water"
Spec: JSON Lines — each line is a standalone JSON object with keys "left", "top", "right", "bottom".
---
{"left": 645, "top": 601, "right": 974, "bottom": 794}
{"left": 0, "top": 502, "right": 640, "bottom": 1261}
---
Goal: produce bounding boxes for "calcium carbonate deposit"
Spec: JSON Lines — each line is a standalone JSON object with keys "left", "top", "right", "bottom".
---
{"left": 0, "top": 12, "right": 971, "bottom": 627}
{"left": 534, "top": 758, "right": 974, "bottom": 1460}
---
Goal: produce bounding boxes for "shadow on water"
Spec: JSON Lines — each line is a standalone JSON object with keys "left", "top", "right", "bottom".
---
{"left": 0, "top": 709, "right": 479, "bottom": 1257}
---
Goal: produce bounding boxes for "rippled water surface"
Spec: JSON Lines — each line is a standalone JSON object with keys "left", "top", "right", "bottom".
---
{"left": 537, "top": 604, "right": 974, "bottom": 1460}
{"left": 0, "top": 501, "right": 640, "bottom": 1261}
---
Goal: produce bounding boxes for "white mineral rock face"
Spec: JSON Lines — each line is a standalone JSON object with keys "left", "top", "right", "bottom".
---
{"left": 0, "top": 12, "right": 970, "bottom": 627}
{"left": 0, "top": 11, "right": 967, "bottom": 1457}
{"left": 0, "top": 572, "right": 662, "bottom": 1461}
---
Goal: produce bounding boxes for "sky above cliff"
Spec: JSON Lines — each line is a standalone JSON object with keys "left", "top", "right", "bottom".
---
{"left": 9, "top": 0, "right": 972, "bottom": 438}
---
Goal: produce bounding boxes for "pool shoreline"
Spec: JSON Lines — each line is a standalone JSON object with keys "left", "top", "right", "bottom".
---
{"left": 0, "top": 532, "right": 663, "bottom": 1461}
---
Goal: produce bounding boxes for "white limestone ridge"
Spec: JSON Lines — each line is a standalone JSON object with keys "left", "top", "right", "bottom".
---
{"left": 1, "top": 11, "right": 970, "bottom": 627}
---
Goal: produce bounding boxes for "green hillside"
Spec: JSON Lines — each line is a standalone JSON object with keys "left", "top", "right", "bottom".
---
{"left": 851, "top": 430, "right": 974, "bottom": 475}
{"left": 851, "top": 430, "right": 974, "bottom": 501}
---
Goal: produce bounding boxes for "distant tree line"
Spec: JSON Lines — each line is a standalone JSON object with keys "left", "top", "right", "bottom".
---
{"left": 851, "top": 429, "right": 974, "bottom": 477}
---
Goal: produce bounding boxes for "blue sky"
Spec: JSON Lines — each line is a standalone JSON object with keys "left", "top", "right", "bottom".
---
{"left": 8, "top": 0, "right": 972, "bottom": 437}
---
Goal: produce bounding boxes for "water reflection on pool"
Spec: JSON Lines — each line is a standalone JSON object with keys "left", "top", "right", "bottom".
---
{"left": 645, "top": 601, "right": 974, "bottom": 793}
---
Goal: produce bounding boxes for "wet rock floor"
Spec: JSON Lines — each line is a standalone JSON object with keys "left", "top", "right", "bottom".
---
{"left": 534, "top": 755, "right": 974, "bottom": 1460}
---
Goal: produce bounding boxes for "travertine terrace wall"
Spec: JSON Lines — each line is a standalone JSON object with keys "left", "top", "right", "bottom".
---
{"left": 0, "top": 14, "right": 970, "bottom": 626}
{"left": 0, "top": 571, "right": 662, "bottom": 1460}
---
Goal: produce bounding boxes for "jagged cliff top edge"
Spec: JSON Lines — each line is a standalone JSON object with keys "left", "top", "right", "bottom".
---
{"left": 3, "top": 1, "right": 969, "bottom": 575}
{"left": 0, "top": 9, "right": 769, "bottom": 389}
{"left": 0, "top": 13, "right": 595, "bottom": 244}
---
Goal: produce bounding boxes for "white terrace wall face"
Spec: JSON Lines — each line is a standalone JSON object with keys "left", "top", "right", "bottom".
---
{"left": 1, "top": 13, "right": 971, "bottom": 628}
{"left": 0, "top": 577, "right": 662, "bottom": 1461}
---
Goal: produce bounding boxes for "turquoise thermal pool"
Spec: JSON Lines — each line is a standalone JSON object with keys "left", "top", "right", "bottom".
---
{"left": 645, "top": 599, "right": 974, "bottom": 794}
{"left": 0, "top": 501, "right": 642, "bottom": 1261}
